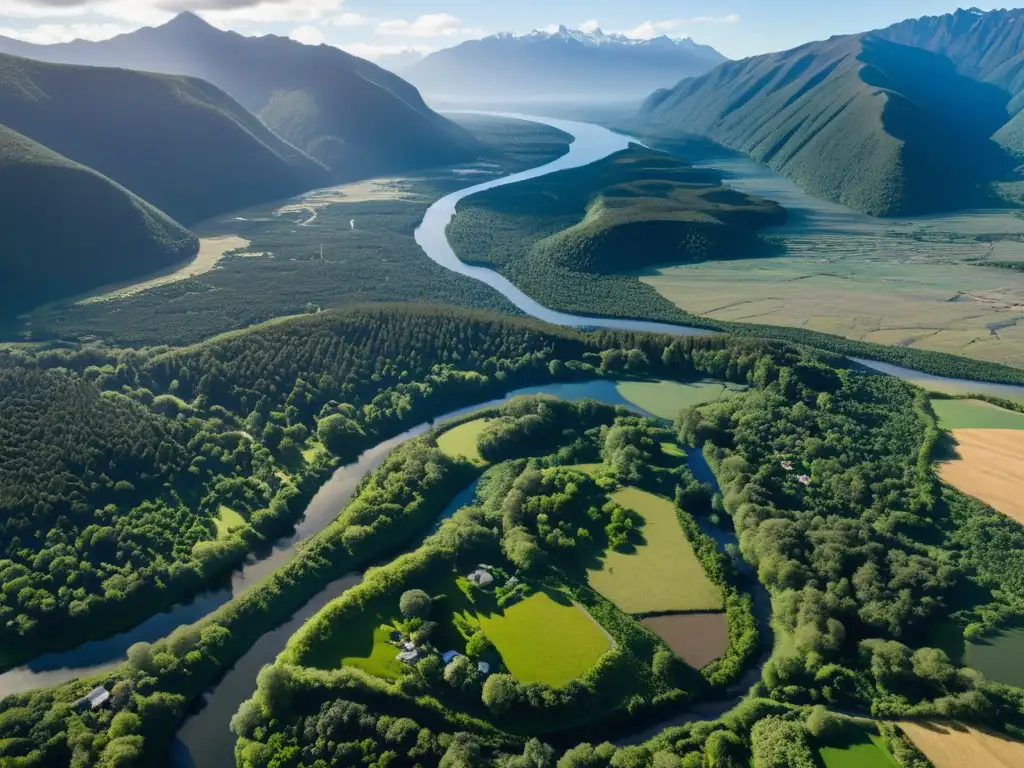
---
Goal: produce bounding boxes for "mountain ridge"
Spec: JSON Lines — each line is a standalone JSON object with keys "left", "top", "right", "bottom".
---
{"left": 638, "top": 8, "right": 1022, "bottom": 217}
{"left": 402, "top": 25, "right": 726, "bottom": 103}
{"left": 0, "top": 12, "right": 478, "bottom": 178}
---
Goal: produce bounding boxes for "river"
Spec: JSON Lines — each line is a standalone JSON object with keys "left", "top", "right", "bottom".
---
{"left": 7, "top": 112, "right": 1024, "bottom": 763}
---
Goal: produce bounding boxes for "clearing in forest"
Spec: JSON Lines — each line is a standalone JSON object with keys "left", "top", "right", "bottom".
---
{"left": 817, "top": 726, "right": 900, "bottom": 768}
{"left": 939, "top": 429, "right": 1024, "bottom": 524}
{"left": 640, "top": 613, "right": 728, "bottom": 669}
{"left": 898, "top": 720, "right": 1024, "bottom": 768}
{"left": 215, "top": 505, "right": 246, "bottom": 538}
{"left": 437, "top": 418, "right": 491, "bottom": 466}
{"left": 587, "top": 488, "right": 722, "bottom": 614}
{"left": 616, "top": 379, "right": 744, "bottom": 421}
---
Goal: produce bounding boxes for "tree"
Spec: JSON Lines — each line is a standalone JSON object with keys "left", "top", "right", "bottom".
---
{"left": 704, "top": 730, "right": 743, "bottom": 768}
{"left": 466, "top": 630, "right": 495, "bottom": 659}
{"left": 482, "top": 673, "right": 520, "bottom": 714}
{"left": 804, "top": 705, "right": 845, "bottom": 743}
{"left": 439, "top": 733, "right": 482, "bottom": 768}
{"left": 399, "top": 589, "right": 433, "bottom": 619}
{"left": 444, "top": 655, "right": 478, "bottom": 691}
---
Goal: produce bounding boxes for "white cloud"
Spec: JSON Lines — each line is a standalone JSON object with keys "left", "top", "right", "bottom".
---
{"left": 579, "top": 19, "right": 600, "bottom": 33}
{"left": 619, "top": 14, "right": 739, "bottom": 39}
{"left": 0, "top": 20, "right": 130, "bottom": 42}
{"left": 0, "top": 0, "right": 351, "bottom": 26}
{"left": 377, "top": 13, "right": 465, "bottom": 38}
{"left": 331, "top": 11, "right": 367, "bottom": 27}
{"left": 289, "top": 24, "right": 324, "bottom": 45}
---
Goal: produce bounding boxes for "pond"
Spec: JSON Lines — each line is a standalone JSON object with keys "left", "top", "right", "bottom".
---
{"left": 641, "top": 613, "right": 729, "bottom": 670}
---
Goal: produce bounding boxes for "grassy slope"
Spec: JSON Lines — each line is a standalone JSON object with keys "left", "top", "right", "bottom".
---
{"left": 0, "top": 125, "right": 198, "bottom": 315}
{"left": 437, "top": 418, "right": 491, "bottom": 466}
{"left": 587, "top": 488, "right": 723, "bottom": 614}
{"left": 818, "top": 728, "right": 900, "bottom": 768}
{"left": 0, "top": 51, "right": 330, "bottom": 225}
{"left": 615, "top": 380, "right": 744, "bottom": 421}
{"left": 639, "top": 35, "right": 1014, "bottom": 216}
{"left": 0, "top": 13, "right": 478, "bottom": 180}
{"left": 449, "top": 145, "right": 785, "bottom": 276}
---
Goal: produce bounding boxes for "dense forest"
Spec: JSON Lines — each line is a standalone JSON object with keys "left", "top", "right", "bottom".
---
{"left": 4, "top": 303, "right": 1024, "bottom": 767}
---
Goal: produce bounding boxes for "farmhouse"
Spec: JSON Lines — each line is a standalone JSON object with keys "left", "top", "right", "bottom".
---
{"left": 780, "top": 461, "right": 794, "bottom": 471}
{"left": 74, "top": 686, "right": 110, "bottom": 711}
{"left": 797, "top": 474, "right": 811, "bottom": 486}
{"left": 468, "top": 568, "right": 494, "bottom": 587}
{"left": 396, "top": 649, "right": 420, "bottom": 665}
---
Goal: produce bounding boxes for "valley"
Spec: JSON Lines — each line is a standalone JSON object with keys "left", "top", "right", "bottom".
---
{"left": 7, "top": 7, "right": 1024, "bottom": 768}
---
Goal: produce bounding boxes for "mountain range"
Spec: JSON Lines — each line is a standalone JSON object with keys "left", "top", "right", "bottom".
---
{"left": 0, "top": 12, "right": 478, "bottom": 315}
{"left": 402, "top": 26, "right": 726, "bottom": 103}
{"left": 638, "top": 7, "right": 1024, "bottom": 217}
{"left": 0, "top": 12, "right": 477, "bottom": 178}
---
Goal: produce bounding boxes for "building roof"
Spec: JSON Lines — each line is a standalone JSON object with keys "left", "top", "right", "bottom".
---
{"left": 797, "top": 475, "right": 811, "bottom": 485}
{"left": 477, "top": 661, "right": 491, "bottom": 675}
{"left": 397, "top": 649, "right": 420, "bottom": 663}
{"left": 468, "top": 569, "right": 494, "bottom": 586}
{"left": 442, "top": 650, "right": 461, "bottom": 663}
{"left": 76, "top": 686, "right": 110, "bottom": 710}
{"left": 403, "top": 641, "right": 416, "bottom": 651}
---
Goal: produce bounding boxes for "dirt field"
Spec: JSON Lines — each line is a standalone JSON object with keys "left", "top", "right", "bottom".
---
{"left": 640, "top": 612, "right": 728, "bottom": 669}
{"left": 939, "top": 429, "right": 1024, "bottom": 524}
{"left": 274, "top": 178, "right": 418, "bottom": 220}
{"left": 79, "top": 235, "right": 251, "bottom": 304}
{"left": 899, "top": 721, "right": 1024, "bottom": 768}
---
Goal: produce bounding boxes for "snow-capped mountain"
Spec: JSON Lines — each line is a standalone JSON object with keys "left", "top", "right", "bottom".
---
{"left": 402, "top": 26, "right": 727, "bottom": 104}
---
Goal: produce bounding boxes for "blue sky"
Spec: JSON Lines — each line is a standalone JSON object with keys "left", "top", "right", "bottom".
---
{"left": 0, "top": 1, "right": 1007, "bottom": 61}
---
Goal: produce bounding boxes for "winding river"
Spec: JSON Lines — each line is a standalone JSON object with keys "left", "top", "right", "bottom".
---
{"left": 5, "top": 113, "right": 1024, "bottom": 765}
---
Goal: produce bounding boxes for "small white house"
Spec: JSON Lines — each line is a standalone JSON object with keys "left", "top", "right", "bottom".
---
{"left": 468, "top": 569, "right": 494, "bottom": 588}
{"left": 797, "top": 475, "right": 812, "bottom": 486}
{"left": 75, "top": 686, "right": 110, "bottom": 711}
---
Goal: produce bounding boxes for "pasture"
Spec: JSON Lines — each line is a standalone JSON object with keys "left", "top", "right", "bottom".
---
{"left": 640, "top": 613, "right": 728, "bottom": 669}
{"left": 437, "top": 418, "right": 491, "bottom": 466}
{"left": 615, "top": 379, "right": 744, "bottom": 421}
{"left": 587, "top": 488, "right": 723, "bottom": 614}
{"left": 817, "top": 727, "right": 899, "bottom": 768}
{"left": 215, "top": 505, "right": 246, "bottom": 539}
{"left": 301, "top": 596, "right": 407, "bottom": 680}
{"left": 939, "top": 429, "right": 1024, "bottom": 525}
{"left": 932, "top": 399, "right": 1024, "bottom": 430}
{"left": 899, "top": 721, "right": 1024, "bottom": 768}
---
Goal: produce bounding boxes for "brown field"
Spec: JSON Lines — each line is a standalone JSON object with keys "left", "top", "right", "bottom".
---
{"left": 899, "top": 721, "right": 1024, "bottom": 768}
{"left": 939, "top": 430, "right": 1024, "bottom": 524}
{"left": 640, "top": 612, "right": 728, "bottom": 669}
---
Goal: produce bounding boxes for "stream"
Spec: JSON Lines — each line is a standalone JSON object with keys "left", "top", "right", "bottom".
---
{"left": 6, "top": 112, "right": 1024, "bottom": 765}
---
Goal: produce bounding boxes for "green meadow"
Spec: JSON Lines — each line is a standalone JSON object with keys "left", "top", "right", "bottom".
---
{"left": 931, "top": 399, "right": 1024, "bottom": 430}
{"left": 587, "top": 488, "right": 723, "bottom": 615}
{"left": 215, "top": 505, "right": 246, "bottom": 539}
{"left": 818, "top": 727, "right": 900, "bottom": 768}
{"left": 437, "top": 418, "right": 492, "bottom": 466}
{"left": 616, "top": 379, "right": 745, "bottom": 421}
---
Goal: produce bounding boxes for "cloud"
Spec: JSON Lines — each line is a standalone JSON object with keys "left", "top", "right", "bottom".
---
{"left": 579, "top": 19, "right": 600, "bottom": 33}
{"left": 289, "top": 24, "right": 324, "bottom": 45}
{"left": 0, "top": 20, "right": 129, "bottom": 42}
{"left": 377, "top": 13, "right": 466, "bottom": 38}
{"left": 0, "top": 0, "right": 350, "bottom": 25}
{"left": 331, "top": 11, "right": 367, "bottom": 27}
{"left": 619, "top": 13, "right": 739, "bottom": 39}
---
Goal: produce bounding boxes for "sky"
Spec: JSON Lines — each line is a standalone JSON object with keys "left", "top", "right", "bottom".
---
{"left": 0, "top": 1, "right": 1010, "bottom": 62}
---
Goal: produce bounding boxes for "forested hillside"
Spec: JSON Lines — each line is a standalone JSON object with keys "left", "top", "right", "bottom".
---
{"left": 0, "top": 125, "right": 197, "bottom": 314}
{"left": 639, "top": 34, "right": 1014, "bottom": 216}
{"left": 449, "top": 144, "right": 784, "bottom": 275}
{"left": 0, "top": 52, "right": 329, "bottom": 225}
{"left": 0, "top": 12, "right": 478, "bottom": 179}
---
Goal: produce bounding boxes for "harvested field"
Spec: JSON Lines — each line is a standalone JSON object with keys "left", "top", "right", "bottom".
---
{"left": 939, "top": 429, "right": 1024, "bottom": 524}
{"left": 640, "top": 612, "right": 728, "bottom": 669}
{"left": 899, "top": 720, "right": 1024, "bottom": 768}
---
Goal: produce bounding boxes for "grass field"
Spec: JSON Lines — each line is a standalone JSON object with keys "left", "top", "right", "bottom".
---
{"left": 587, "top": 488, "right": 723, "bottom": 614}
{"left": 818, "top": 727, "right": 900, "bottom": 768}
{"left": 932, "top": 399, "right": 1024, "bottom": 430}
{"left": 615, "top": 380, "right": 744, "bottom": 421}
{"left": 215, "top": 505, "right": 246, "bottom": 539}
{"left": 899, "top": 721, "right": 1024, "bottom": 768}
{"left": 473, "top": 590, "right": 611, "bottom": 687}
{"left": 939, "top": 429, "right": 1024, "bottom": 525}
{"left": 437, "top": 418, "right": 491, "bottom": 466}
{"left": 964, "top": 625, "right": 1024, "bottom": 688}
